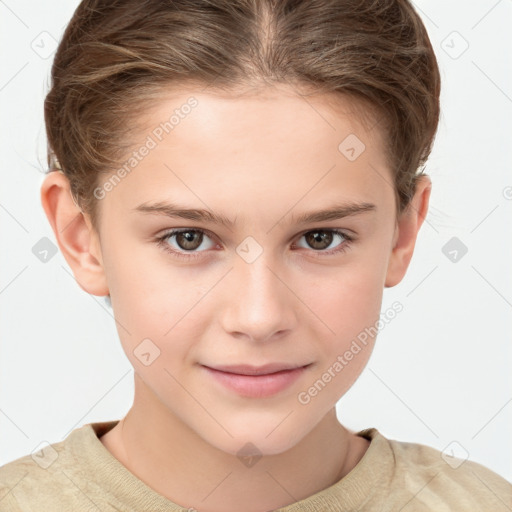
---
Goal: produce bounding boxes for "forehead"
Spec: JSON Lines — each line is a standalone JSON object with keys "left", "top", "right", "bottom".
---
{"left": 97, "top": 85, "right": 394, "bottom": 226}
{"left": 146, "top": 84, "right": 382, "bottom": 155}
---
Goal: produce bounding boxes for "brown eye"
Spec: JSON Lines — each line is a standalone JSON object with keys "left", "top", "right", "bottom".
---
{"left": 304, "top": 230, "right": 334, "bottom": 250}
{"left": 294, "top": 229, "right": 353, "bottom": 255}
{"left": 175, "top": 230, "right": 204, "bottom": 250}
{"left": 158, "top": 229, "right": 216, "bottom": 257}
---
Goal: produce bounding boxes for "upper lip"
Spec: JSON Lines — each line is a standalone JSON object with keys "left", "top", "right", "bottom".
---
{"left": 203, "top": 363, "right": 310, "bottom": 376}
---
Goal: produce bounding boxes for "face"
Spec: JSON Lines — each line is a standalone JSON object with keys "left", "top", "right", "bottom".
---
{"left": 92, "top": 85, "right": 398, "bottom": 456}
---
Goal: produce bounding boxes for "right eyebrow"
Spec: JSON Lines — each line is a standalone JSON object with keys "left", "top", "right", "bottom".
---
{"left": 133, "top": 201, "right": 236, "bottom": 229}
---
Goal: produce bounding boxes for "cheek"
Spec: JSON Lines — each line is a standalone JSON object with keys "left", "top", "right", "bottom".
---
{"left": 304, "top": 260, "right": 384, "bottom": 339}
{"left": 105, "top": 230, "right": 197, "bottom": 320}
{"left": 296, "top": 260, "right": 384, "bottom": 399}
{"left": 103, "top": 241, "right": 209, "bottom": 364}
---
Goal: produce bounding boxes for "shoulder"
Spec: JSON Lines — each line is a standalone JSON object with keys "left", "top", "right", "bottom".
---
{"left": 0, "top": 452, "right": 31, "bottom": 511}
{"left": 0, "top": 421, "right": 124, "bottom": 512}
{"left": 0, "top": 435, "right": 74, "bottom": 511}
{"left": 384, "top": 433, "right": 512, "bottom": 511}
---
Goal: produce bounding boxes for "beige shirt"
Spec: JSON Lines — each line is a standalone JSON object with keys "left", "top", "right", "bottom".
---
{"left": 0, "top": 420, "right": 510, "bottom": 511}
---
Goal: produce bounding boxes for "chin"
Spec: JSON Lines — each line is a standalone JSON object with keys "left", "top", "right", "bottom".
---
{"left": 197, "top": 416, "right": 310, "bottom": 458}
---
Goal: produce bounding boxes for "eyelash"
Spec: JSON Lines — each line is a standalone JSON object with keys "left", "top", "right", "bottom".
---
{"left": 155, "top": 228, "right": 354, "bottom": 261}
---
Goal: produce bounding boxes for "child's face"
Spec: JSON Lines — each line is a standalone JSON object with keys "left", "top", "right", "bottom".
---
{"left": 79, "top": 85, "right": 417, "bottom": 455}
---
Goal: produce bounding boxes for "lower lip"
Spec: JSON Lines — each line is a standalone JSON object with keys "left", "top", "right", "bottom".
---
{"left": 202, "top": 365, "right": 308, "bottom": 398}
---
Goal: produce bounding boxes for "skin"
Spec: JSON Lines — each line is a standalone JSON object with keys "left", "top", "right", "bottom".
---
{"left": 41, "top": 84, "right": 430, "bottom": 512}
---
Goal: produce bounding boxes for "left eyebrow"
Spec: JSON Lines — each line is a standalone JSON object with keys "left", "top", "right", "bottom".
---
{"left": 132, "top": 200, "right": 376, "bottom": 227}
{"left": 289, "top": 201, "right": 377, "bottom": 224}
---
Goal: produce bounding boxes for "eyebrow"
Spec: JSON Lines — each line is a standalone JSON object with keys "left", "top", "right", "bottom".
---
{"left": 133, "top": 200, "right": 376, "bottom": 228}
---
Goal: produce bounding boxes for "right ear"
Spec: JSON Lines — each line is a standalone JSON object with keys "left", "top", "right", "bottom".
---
{"left": 40, "top": 171, "right": 109, "bottom": 296}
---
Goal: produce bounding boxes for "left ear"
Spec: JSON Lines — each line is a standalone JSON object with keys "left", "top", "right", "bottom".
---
{"left": 385, "top": 175, "right": 432, "bottom": 288}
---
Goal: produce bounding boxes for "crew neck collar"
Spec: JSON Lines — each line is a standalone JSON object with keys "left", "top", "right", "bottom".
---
{"left": 68, "top": 420, "right": 393, "bottom": 511}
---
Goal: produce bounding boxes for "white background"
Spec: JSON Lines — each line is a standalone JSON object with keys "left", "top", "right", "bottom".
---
{"left": 1, "top": 0, "right": 511, "bottom": 485}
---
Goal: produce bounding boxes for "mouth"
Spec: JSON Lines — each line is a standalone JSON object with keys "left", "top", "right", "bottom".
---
{"left": 200, "top": 363, "right": 312, "bottom": 398}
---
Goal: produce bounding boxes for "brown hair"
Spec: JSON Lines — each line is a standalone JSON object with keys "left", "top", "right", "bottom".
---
{"left": 45, "top": 0, "right": 441, "bottom": 231}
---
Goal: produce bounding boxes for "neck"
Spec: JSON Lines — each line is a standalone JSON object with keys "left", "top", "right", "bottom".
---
{"left": 100, "top": 376, "right": 369, "bottom": 512}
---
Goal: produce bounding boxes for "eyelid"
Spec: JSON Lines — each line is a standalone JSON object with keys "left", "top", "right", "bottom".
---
{"left": 157, "top": 225, "right": 355, "bottom": 242}
{"left": 294, "top": 225, "right": 356, "bottom": 239}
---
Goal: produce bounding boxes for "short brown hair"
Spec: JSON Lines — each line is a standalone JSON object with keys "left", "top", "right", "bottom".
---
{"left": 45, "top": 0, "right": 441, "bottom": 231}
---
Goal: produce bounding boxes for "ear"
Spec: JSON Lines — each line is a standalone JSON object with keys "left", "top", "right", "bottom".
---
{"left": 40, "top": 171, "right": 109, "bottom": 296}
{"left": 385, "top": 175, "right": 432, "bottom": 288}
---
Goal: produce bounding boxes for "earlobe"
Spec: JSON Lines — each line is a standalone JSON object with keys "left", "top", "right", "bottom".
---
{"left": 40, "top": 171, "right": 109, "bottom": 296}
{"left": 384, "top": 176, "right": 432, "bottom": 288}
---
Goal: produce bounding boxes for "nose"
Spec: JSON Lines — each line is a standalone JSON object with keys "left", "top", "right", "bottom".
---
{"left": 219, "top": 251, "right": 298, "bottom": 343}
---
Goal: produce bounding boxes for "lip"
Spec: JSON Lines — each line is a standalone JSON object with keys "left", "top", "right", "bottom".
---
{"left": 206, "top": 363, "right": 308, "bottom": 376}
{"left": 201, "top": 363, "right": 311, "bottom": 398}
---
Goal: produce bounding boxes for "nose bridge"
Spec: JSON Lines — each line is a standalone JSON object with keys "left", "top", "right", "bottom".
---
{"left": 237, "top": 240, "right": 282, "bottom": 302}
{"left": 237, "top": 247, "right": 278, "bottom": 296}
{"left": 248, "top": 226, "right": 296, "bottom": 283}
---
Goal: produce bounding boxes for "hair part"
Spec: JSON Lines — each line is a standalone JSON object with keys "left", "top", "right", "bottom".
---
{"left": 45, "top": 0, "right": 441, "bottom": 232}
